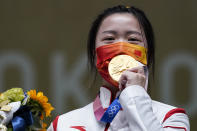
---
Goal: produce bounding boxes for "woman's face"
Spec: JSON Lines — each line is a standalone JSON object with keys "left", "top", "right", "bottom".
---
{"left": 95, "top": 13, "right": 147, "bottom": 48}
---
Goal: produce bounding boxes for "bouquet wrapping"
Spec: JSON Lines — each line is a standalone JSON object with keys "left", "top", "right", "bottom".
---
{"left": 0, "top": 88, "right": 54, "bottom": 131}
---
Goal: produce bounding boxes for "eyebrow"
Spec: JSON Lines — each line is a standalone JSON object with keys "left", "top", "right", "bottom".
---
{"left": 126, "top": 30, "right": 142, "bottom": 36}
{"left": 102, "top": 30, "right": 117, "bottom": 35}
{"left": 102, "top": 30, "right": 142, "bottom": 36}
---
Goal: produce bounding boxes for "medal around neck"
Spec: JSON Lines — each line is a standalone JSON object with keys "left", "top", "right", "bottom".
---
{"left": 108, "top": 55, "right": 139, "bottom": 82}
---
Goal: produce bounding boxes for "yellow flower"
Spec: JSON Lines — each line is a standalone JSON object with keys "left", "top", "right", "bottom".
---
{"left": 27, "top": 90, "right": 54, "bottom": 117}
{"left": 39, "top": 122, "right": 47, "bottom": 131}
{"left": 40, "top": 113, "right": 44, "bottom": 120}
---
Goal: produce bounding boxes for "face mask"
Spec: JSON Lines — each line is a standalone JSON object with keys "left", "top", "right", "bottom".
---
{"left": 96, "top": 42, "right": 149, "bottom": 90}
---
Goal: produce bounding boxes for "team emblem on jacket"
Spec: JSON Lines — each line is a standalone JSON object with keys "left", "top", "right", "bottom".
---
{"left": 70, "top": 126, "right": 86, "bottom": 131}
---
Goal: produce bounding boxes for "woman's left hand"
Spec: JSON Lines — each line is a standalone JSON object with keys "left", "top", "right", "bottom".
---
{"left": 119, "top": 66, "right": 146, "bottom": 91}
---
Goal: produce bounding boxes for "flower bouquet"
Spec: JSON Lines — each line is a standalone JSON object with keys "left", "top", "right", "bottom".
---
{"left": 0, "top": 88, "right": 54, "bottom": 131}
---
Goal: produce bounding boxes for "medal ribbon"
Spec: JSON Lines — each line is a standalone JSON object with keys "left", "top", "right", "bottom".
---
{"left": 93, "top": 66, "right": 149, "bottom": 123}
{"left": 93, "top": 95, "right": 122, "bottom": 123}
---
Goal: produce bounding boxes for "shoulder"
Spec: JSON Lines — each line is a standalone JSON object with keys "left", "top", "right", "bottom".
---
{"left": 152, "top": 100, "right": 190, "bottom": 130}
{"left": 152, "top": 100, "right": 177, "bottom": 119}
{"left": 59, "top": 102, "right": 94, "bottom": 122}
{"left": 48, "top": 102, "right": 99, "bottom": 131}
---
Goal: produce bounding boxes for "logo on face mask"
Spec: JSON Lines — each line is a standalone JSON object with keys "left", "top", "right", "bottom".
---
{"left": 96, "top": 42, "right": 147, "bottom": 87}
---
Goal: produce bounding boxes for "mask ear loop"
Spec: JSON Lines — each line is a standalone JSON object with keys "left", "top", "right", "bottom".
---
{"left": 143, "top": 66, "right": 149, "bottom": 91}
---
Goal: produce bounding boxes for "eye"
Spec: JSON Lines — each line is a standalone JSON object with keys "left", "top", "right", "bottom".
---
{"left": 103, "top": 37, "right": 115, "bottom": 41}
{"left": 128, "top": 38, "right": 140, "bottom": 42}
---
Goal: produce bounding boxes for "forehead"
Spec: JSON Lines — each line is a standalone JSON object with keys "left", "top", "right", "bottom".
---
{"left": 98, "top": 13, "right": 141, "bottom": 33}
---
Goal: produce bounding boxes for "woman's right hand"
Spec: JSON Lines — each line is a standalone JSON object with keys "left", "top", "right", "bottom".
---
{"left": 119, "top": 66, "right": 146, "bottom": 91}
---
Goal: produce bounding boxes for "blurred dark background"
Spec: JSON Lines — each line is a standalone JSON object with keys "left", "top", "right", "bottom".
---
{"left": 0, "top": 0, "right": 196, "bottom": 130}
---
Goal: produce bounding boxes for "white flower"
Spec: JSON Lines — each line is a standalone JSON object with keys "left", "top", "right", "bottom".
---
{"left": 0, "top": 102, "right": 21, "bottom": 125}
{"left": 0, "top": 124, "right": 7, "bottom": 131}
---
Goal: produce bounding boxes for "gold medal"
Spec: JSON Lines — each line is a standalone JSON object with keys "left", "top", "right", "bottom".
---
{"left": 108, "top": 55, "right": 139, "bottom": 82}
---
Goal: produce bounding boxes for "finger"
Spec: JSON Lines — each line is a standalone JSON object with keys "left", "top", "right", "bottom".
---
{"left": 138, "top": 73, "right": 146, "bottom": 80}
{"left": 127, "top": 66, "right": 144, "bottom": 75}
{"left": 119, "top": 70, "right": 136, "bottom": 85}
{"left": 137, "top": 66, "right": 145, "bottom": 75}
{"left": 127, "top": 66, "right": 140, "bottom": 73}
{"left": 119, "top": 81, "right": 126, "bottom": 91}
{"left": 125, "top": 69, "right": 146, "bottom": 82}
{"left": 119, "top": 72, "right": 128, "bottom": 90}
{"left": 120, "top": 70, "right": 146, "bottom": 89}
{"left": 119, "top": 73, "right": 127, "bottom": 85}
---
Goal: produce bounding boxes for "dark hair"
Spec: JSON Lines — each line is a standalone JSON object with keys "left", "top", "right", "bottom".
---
{"left": 87, "top": 5, "right": 155, "bottom": 87}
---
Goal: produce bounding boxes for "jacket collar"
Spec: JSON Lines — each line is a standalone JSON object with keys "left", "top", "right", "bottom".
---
{"left": 99, "top": 86, "right": 120, "bottom": 109}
